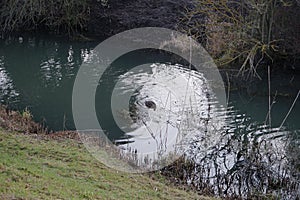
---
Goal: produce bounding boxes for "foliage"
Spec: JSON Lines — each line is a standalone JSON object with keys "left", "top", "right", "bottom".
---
{"left": 0, "top": 0, "right": 90, "bottom": 36}
{"left": 21, "top": 107, "right": 32, "bottom": 121}
{"left": 0, "top": 105, "right": 43, "bottom": 134}
{"left": 180, "top": 0, "right": 300, "bottom": 77}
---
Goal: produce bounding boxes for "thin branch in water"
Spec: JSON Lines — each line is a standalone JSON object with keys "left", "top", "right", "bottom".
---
{"left": 264, "top": 90, "right": 277, "bottom": 125}
{"left": 226, "top": 72, "right": 230, "bottom": 107}
{"left": 279, "top": 90, "right": 300, "bottom": 130}
{"left": 268, "top": 65, "right": 271, "bottom": 126}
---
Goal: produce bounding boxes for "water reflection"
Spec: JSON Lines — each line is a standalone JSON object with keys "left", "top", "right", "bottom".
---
{"left": 180, "top": 107, "right": 299, "bottom": 199}
{"left": 111, "top": 63, "right": 217, "bottom": 170}
{"left": 40, "top": 58, "right": 63, "bottom": 87}
{"left": 0, "top": 56, "right": 19, "bottom": 104}
{"left": 0, "top": 35, "right": 97, "bottom": 129}
{"left": 110, "top": 63, "right": 299, "bottom": 197}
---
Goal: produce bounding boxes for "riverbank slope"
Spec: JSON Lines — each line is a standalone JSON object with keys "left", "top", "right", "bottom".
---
{"left": 0, "top": 128, "right": 213, "bottom": 199}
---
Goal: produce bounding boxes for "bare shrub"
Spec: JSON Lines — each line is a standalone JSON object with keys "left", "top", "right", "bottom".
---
{"left": 179, "top": 0, "right": 300, "bottom": 76}
{"left": 161, "top": 122, "right": 300, "bottom": 199}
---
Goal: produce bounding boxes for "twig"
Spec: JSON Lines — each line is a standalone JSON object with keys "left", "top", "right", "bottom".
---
{"left": 268, "top": 65, "right": 271, "bottom": 126}
{"left": 226, "top": 72, "right": 230, "bottom": 107}
{"left": 279, "top": 90, "right": 300, "bottom": 130}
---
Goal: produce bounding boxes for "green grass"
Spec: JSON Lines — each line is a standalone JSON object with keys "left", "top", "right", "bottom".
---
{"left": 0, "top": 129, "right": 212, "bottom": 200}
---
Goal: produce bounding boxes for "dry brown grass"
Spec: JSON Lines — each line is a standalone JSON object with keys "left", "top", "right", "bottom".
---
{"left": 0, "top": 0, "right": 89, "bottom": 36}
{"left": 0, "top": 105, "right": 43, "bottom": 134}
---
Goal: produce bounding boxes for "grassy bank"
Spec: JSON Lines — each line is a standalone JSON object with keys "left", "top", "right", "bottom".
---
{"left": 0, "top": 129, "right": 212, "bottom": 199}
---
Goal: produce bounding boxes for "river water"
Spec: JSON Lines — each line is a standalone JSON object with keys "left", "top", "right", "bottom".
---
{"left": 0, "top": 35, "right": 299, "bottom": 198}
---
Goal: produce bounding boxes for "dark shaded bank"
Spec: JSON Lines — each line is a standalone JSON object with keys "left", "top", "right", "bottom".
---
{"left": 2, "top": 0, "right": 299, "bottom": 73}
{"left": 0, "top": 0, "right": 195, "bottom": 38}
{"left": 88, "top": 0, "right": 300, "bottom": 73}
{"left": 86, "top": 0, "right": 195, "bottom": 38}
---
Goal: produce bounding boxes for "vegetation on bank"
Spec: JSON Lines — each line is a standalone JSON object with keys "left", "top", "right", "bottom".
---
{"left": 1, "top": 0, "right": 299, "bottom": 73}
{"left": 0, "top": 0, "right": 91, "bottom": 36}
{"left": 179, "top": 0, "right": 300, "bottom": 74}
